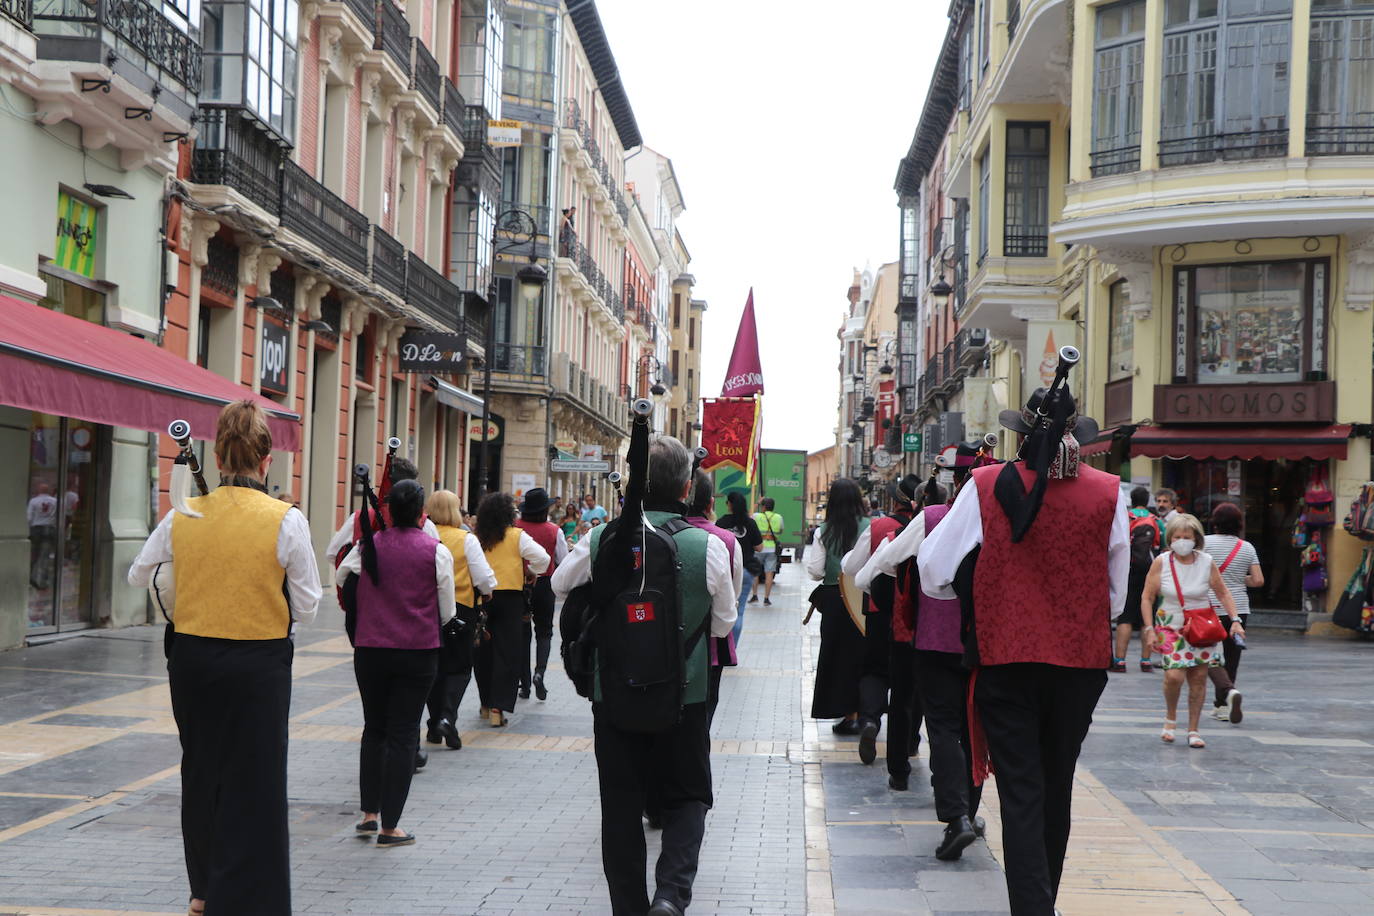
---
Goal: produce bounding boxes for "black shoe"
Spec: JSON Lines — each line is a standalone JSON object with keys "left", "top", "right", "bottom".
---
{"left": 935, "top": 816, "right": 977, "bottom": 861}
{"left": 647, "top": 899, "right": 684, "bottom": 916}
{"left": 858, "top": 720, "right": 879, "bottom": 765}
{"left": 749, "top": 595, "right": 759, "bottom": 604}
{"left": 831, "top": 718, "right": 861, "bottom": 736}
{"left": 376, "top": 832, "right": 415, "bottom": 848}
{"left": 764, "top": 598, "right": 772, "bottom": 606}
{"left": 888, "top": 773, "right": 909, "bottom": 791}
{"left": 413, "top": 749, "right": 427, "bottom": 773}
{"left": 355, "top": 818, "right": 378, "bottom": 835}
{"left": 972, "top": 816, "right": 986, "bottom": 838}
{"left": 519, "top": 685, "right": 531, "bottom": 700}
{"left": 424, "top": 725, "right": 442, "bottom": 745}
{"left": 645, "top": 811, "right": 663, "bottom": 830}
{"left": 533, "top": 671, "right": 548, "bottom": 701}
{"left": 439, "top": 718, "right": 461, "bottom": 750}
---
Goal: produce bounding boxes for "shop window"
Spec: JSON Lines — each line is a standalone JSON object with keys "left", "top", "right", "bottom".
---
{"left": 38, "top": 271, "right": 105, "bottom": 325}
{"left": 1308, "top": 1, "right": 1374, "bottom": 155}
{"left": 1107, "top": 280, "right": 1134, "bottom": 382}
{"left": 1004, "top": 123, "right": 1049, "bottom": 257}
{"left": 1092, "top": 0, "right": 1146, "bottom": 176}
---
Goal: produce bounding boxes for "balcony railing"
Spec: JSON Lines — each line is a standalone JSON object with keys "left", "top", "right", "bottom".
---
{"left": 280, "top": 160, "right": 369, "bottom": 274}
{"left": 191, "top": 109, "right": 284, "bottom": 213}
{"left": 563, "top": 96, "right": 627, "bottom": 225}
{"left": 369, "top": 225, "right": 406, "bottom": 299}
{"left": 1089, "top": 144, "right": 1141, "bottom": 178}
{"left": 1306, "top": 125, "right": 1374, "bottom": 157}
{"left": 374, "top": 0, "right": 410, "bottom": 77}
{"left": 343, "top": 0, "right": 375, "bottom": 31}
{"left": 1007, "top": 0, "right": 1021, "bottom": 42}
{"left": 441, "top": 79, "right": 466, "bottom": 138}
{"left": 2, "top": 0, "right": 31, "bottom": 29}
{"left": 34, "top": 0, "right": 203, "bottom": 91}
{"left": 459, "top": 102, "right": 489, "bottom": 149}
{"left": 1004, "top": 230, "right": 1048, "bottom": 258}
{"left": 460, "top": 297, "right": 489, "bottom": 345}
{"left": 411, "top": 37, "right": 441, "bottom": 113}
{"left": 494, "top": 343, "right": 545, "bottom": 378}
{"left": 406, "top": 251, "right": 461, "bottom": 328}
{"left": 1158, "top": 129, "right": 1288, "bottom": 168}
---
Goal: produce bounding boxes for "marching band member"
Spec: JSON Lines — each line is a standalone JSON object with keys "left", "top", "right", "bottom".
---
{"left": 805, "top": 478, "right": 869, "bottom": 735}
{"left": 514, "top": 488, "right": 569, "bottom": 701}
{"left": 129, "top": 400, "right": 321, "bottom": 916}
{"left": 323, "top": 456, "right": 439, "bottom": 565}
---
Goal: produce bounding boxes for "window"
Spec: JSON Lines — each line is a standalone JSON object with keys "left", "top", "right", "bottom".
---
{"left": 978, "top": 0, "right": 990, "bottom": 78}
{"left": 1159, "top": 0, "right": 1291, "bottom": 166}
{"left": 1092, "top": 1, "right": 1146, "bottom": 176}
{"left": 958, "top": 20, "right": 973, "bottom": 110}
{"left": 688, "top": 317, "right": 696, "bottom": 350}
{"left": 899, "top": 204, "right": 919, "bottom": 300}
{"left": 976, "top": 152, "right": 990, "bottom": 264}
{"left": 459, "top": 0, "right": 504, "bottom": 118}
{"left": 952, "top": 198, "right": 969, "bottom": 310}
{"left": 450, "top": 185, "right": 495, "bottom": 294}
{"left": 673, "top": 293, "right": 681, "bottom": 329}
{"left": 1308, "top": 1, "right": 1374, "bottom": 155}
{"left": 201, "top": 0, "right": 299, "bottom": 142}
{"left": 503, "top": 5, "right": 558, "bottom": 106}
{"left": 1107, "top": 281, "right": 1134, "bottom": 382}
{"left": 197, "top": 305, "right": 212, "bottom": 368}
{"left": 1004, "top": 123, "right": 1049, "bottom": 257}
{"left": 391, "top": 378, "right": 406, "bottom": 440}
{"left": 499, "top": 136, "right": 551, "bottom": 231}
{"left": 38, "top": 272, "right": 104, "bottom": 324}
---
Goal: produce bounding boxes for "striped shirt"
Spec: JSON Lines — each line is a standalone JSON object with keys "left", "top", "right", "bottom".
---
{"left": 1204, "top": 534, "right": 1259, "bottom": 618}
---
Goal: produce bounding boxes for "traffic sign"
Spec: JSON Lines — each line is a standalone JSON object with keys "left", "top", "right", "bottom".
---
{"left": 902, "top": 431, "right": 922, "bottom": 453}
{"left": 550, "top": 458, "right": 611, "bottom": 473}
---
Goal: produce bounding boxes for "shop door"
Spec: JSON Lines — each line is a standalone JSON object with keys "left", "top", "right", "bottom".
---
{"left": 26, "top": 414, "right": 102, "bottom": 633}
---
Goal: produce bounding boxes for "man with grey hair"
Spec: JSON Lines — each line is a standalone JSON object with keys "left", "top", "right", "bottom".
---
{"left": 553, "top": 434, "right": 737, "bottom": 916}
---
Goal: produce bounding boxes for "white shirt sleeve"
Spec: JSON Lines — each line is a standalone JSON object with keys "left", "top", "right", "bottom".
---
{"left": 804, "top": 525, "right": 827, "bottom": 580}
{"left": 840, "top": 532, "right": 873, "bottom": 580}
{"left": 518, "top": 530, "right": 551, "bottom": 575}
{"left": 854, "top": 539, "right": 889, "bottom": 593}
{"left": 463, "top": 534, "right": 498, "bottom": 597}
{"left": 551, "top": 529, "right": 595, "bottom": 597}
{"left": 1108, "top": 489, "right": 1130, "bottom": 620}
{"left": 917, "top": 479, "right": 984, "bottom": 600}
{"left": 872, "top": 512, "right": 927, "bottom": 579}
{"left": 422, "top": 517, "right": 440, "bottom": 540}
{"left": 335, "top": 535, "right": 363, "bottom": 584}
{"left": 324, "top": 513, "right": 356, "bottom": 565}
{"left": 435, "top": 543, "right": 456, "bottom": 623}
{"left": 127, "top": 510, "right": 176, "bottom": 587}
{"left": 277, "top": 508, "right": 322, "bottom": 625}
{"left": 554, "top": 531, "right": 570, "bottom": 565}
{"left": 730, "top": 540, "right": 744, "bottom": 599}
{"left": 705, "top": 535, "right": 737, "bottom": 637}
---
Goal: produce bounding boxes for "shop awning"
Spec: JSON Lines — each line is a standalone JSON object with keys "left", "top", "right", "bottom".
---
{"left": 1079, "top": 427, "right": 1121, "bottom": 458}
{"left": 1130, "top": 425, "right": 1352, "bottom": 461}
{"left": 428, "top": 376, "right": 485, "bottom": 414}
{"left": 0, "top": 294, "right": 300, "bottom": 450}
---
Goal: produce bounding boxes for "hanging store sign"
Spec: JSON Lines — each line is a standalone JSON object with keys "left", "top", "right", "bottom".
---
{"left": 902, "top": 431, "right": 922, "bottom": 453}
{"left": 55, "top": 191, "right": 99, "bottom": 278}
{"left": 468, "top": 413, "right": 503, "bottom": 444}
{"left": 551, "top": 458, "right": 611, "bottom": 473}
{"left": 399, "top": 330, "right": 466, "bottom": 373}
{"left": 488, "top": 119, "right": 523, "bottom": 147}
{"left": 260, "top": 318, "right": 290, "bottom": 396}
{"left": 554, "top": 438, "right": 578, "bottom": 455}
{"left": 1153, "top": 382, "right": 1335, "bottom": 424}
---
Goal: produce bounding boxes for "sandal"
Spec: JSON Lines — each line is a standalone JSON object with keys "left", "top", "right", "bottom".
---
{"left": 489, "top": 709, "right": 507, "bottom": 727}
{"left": 1188, "top": 731, "right": 1206, "bottom": 749}
{"left": 1160, "top": 719, "right": 1176, "bottom": 743}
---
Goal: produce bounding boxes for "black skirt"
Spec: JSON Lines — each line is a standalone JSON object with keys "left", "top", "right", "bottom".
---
{"left": 810, "top": 584, "right": 865, "bottom": 719}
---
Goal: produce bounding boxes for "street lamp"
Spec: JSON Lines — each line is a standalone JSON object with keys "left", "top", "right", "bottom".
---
{"left": 639, "top": 354, "right": 669, "bottom": 401}
{"left": 476, "top": 209, "right": 548, "bottom": 501}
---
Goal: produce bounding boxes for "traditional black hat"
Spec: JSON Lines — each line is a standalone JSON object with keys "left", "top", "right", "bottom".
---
{"left": 520, "top": 487, "right": 553, "bottom": 515}
{"left": 888, "top": 473, "right": 923, "bottom": 505}
{"left": 993, "top": 387, "right": 1099, "bottom": 543}
{"left": 998, "top": 388, "right": 1099, "bottom": 444}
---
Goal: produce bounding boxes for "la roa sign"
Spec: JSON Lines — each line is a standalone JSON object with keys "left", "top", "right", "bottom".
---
{"left": 1154, "top": 382, "right": 1335, "bottom": 424}
{"left": 399, "top": 331, "right": 466, "bottom": 373}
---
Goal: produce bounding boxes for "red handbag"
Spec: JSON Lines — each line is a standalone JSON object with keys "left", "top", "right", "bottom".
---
{"left": 1170, "top": 554, "right": 1227, "bottom": 648}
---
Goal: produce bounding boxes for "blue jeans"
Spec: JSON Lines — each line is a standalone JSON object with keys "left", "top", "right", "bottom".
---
{"left": 734, "top": 570, "right": 754, "bottom": 645}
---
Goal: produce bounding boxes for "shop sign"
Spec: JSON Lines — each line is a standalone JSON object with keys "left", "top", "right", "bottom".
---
{"left": 398, "top": 331, "right": 466, "bottom": 373}
{"left": 511, "top": 472, "right": 537, "bottom": 500}
{"left": 554, "top": 438, "right": 578, "bottom": 455}
{"left": 468, "top": 413, "right": 503, "bottom": 444}
{"left": 488, "top": 119, "right": 523, "bottom": 147}
{"left": 55, "top": 191, "right": 98, "bottom": 278}
{"left": 902, "top": 431, "right": 922, "bottom": 453}
{"left": 1153, "top": 382, "right": 1335, "bottom": 424}
{"left": 551, "top": 458, "right": 610, "bottom": 473}
{"left": 579, "top": 444, "right": 603, "bottom": 461}
{"left": 260, "top": 319, "right": 290, "bottom": 395}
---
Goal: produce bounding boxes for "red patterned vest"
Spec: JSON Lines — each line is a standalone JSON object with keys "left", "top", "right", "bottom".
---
{"left": 970, "top": 463, "right": 1118, "bottom": 669}
{"left": 867, "top": 515, "right": 903, "bottom": 616}
{"left": 516, "top": 519, "right": 561, "bottom": 577}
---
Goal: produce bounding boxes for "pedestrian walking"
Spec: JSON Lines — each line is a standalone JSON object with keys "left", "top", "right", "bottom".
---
{"left": 422, "top": 490, "right": 497, "bottom": 750}
{"left": 805, "top": 478, "right": 868, "bottom": 735}
{"left": 684, "top": 469, "right": 743, "bottom": 724}
{"left": 918, "top": 379, "right": 1125, "bottom": 916}
{"left": 1204, "top": 502, "right": 1263, "bottom": 724}
{"left": 474, "top": 492, "right": 550, "bottom": 726}
{"left": 515, "top": 488, "right": 569, "bottom": 701}
{"left": 128, "top": 400, "right": 322, "bottom": 915}
{"left": 337, "top": 479, "right": 455, "bottom": 847}
{"left": 1114, "top": 486, "right": 1162, "bottom": 673}
{"left": 560, "top": 500, "right": 581, "bottom": 542}
{"left": 323, "top": 456, "right": 439, "bottom": 564}
{"left": 1141, "top": 513, "right": 1245, "bottom": 749}
{"left": 716, "top": 489, "right": 763, "bottom": 644}
{"left": 751, "top": 497, "right": 785, "bottom": 605}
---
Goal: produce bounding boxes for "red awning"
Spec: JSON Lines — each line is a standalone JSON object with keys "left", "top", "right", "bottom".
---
{"left": 1130, "top": 425, "right": 1351, "bottom": 461}
{"left": 1079, "top": 427, "right": 1120, "bottom": 458}
{"left": 0, "top": 294, "right": 300, "bottom": 450}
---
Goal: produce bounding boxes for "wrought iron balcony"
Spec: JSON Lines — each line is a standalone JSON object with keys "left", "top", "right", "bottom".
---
{"left": 1089, "top": 144, "right": 1141, "bottom": 178}
{"left": 407, "top": 252, "right": 461, "bottom": 328}
{"left": 441, "top": 79, "right": 466, "bottom": 138}
{"left": 343, "top": 0, "right": 375, "bottom": 30}
{"left": 2, "top": 0, "right": 31, "bottom": 29}
{"left": 563, "top": 97, "right": 585, "bottom": 134}
{"left": 493, "top": 343, "right": 545, "bottom": 379}
{"left": 34, "top": 0, "right": 203, "bottom": 92}
{"left": 1306, "top": 125, "right": 1374, "bottom": 157}
{"left": 191, "top": 108, "right": 285, "bottom": 213}
{"left": 411, "top": 37, "right": 441, "bottom": 113}
{"left": 1158, "top": 129, "right": 1288, "bottom": 168}
{"left": 461, "top": 294, "right": 489, "bottom": 345}
{"left": 369, "top": 225, "right": 406, "bottom": 299}
{"left": 374, "top": 0, "right": 410, "bottom": 77}
{"left": 1004, "top": 230, "right": 1048, "bottom": 258}
{"left": 280, "top": 160, "right": 369, "bottom": 274}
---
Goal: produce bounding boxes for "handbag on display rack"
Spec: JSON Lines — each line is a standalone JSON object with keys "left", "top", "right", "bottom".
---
{"left": 1304, "top": 466, "right": 1335, "bottom": 528}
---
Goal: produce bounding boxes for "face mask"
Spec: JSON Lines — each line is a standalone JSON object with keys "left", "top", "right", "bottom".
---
{"left": 1171, "top": 539, "right": 1195, "bottom": 557}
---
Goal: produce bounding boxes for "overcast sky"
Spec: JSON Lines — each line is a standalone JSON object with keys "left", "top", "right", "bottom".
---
{"left": 596, "top": 0, "right": 948, "bottom": 453}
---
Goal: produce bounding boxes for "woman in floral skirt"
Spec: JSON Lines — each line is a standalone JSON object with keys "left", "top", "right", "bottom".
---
{"left": 1140, "top": 513, "right": 1244, "bottom": 749}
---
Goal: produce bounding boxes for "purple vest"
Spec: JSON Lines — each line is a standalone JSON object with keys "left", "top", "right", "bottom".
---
{"left": 687, "top": 517, "right": 737, "bottom": 562}
{"left": 915, "top": 505, "right": 963, "bottom": 654}
{"left": 354, "top": 526, "right": 441, "bottom": 650}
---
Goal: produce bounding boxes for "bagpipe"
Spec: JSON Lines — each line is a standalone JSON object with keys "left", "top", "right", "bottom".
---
{"left": 998, "top": 344, "right": 1082, "bottom": 542}
{"left": 147, "top": 419, "right": 210, "bottom": 620}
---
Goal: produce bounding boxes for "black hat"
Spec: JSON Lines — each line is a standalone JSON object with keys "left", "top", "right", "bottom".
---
{"left": 521, "top": 487, "right": 552, "bottom": 515}
{"left": 888, "top": 474, "right": 922, "bottom": 504}
{"left": 998, "top": 388, "right": 1099, "bottom": 444}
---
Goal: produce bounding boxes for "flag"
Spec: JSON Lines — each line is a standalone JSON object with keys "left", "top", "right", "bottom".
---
{"left": 721, "top": 289, "right": 764, "bottom": 397}
{"left": 701, "top": 397, "right": 760, "bottom": 479}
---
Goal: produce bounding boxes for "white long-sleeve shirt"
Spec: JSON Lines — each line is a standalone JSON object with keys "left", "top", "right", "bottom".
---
{"left": 803, "top": 526, "right": 828, "bottom": 581}
{"left": 325, "top": 511, "right": 440, "bottom": 564}
{"left": 456, "top": 533, "right": 498, "bottom": 598}
{"left": 128, "top": 506, "right": 323, "bottom": 626}
{"left": 335, "top": 535, "right": 457, "bottom": 623}
{"left": 917, "top": 474, "right": 1130, "bottom": 618}
{"left": 552, "top": 526, "right": 737, "bottom": 637}
{"left": 510, "top": 530, "right": 552, "bottom": 577}
{"left": 855, "top": 512, "right": 929, "bottom": 593}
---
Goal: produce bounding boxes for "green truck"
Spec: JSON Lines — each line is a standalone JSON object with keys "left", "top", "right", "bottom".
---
{"left": 712, "top": 448, "right": 807, "bottom": 558}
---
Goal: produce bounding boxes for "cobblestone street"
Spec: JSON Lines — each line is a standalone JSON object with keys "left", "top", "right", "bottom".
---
{"left": 0, "top": 565, "right": 1372, "bottom": 915}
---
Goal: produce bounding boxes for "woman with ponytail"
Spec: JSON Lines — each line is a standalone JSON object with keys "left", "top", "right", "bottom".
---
{"left": 804, "top": 477, "right": 869, "bottom": 734}
{"left": 129, "top": 400, "right": 321, "bottom": 916}
{"left": 336, "top": 479, "right": 456, "bottom": 846}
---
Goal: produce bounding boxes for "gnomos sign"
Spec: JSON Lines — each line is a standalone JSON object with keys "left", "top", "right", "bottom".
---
{"left": 399, "top": 331, "right": 466, "bottom": 373}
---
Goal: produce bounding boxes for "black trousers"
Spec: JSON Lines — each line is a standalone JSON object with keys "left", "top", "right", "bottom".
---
{"left": 975, "top": 663, "right": 1107, "bottom": 916}
{"left": 522, "top": 577, "right": 556, "bottom": 688}
{"left": 1209, "top": 614, "right": 1247, "bottom": 706}
{"left": 476, "top": 591, "right": 525, "bottom": 713}
{"left": 913, "top": 649, "right": 980, "bottom": 822}
{"left": 887, "top": 642, "right": 925, "bottom": 780}
{"left": 858, "top": 607, "right": 892, "bottom": 727}
{"left": 168, "top": 634, "right": 292, "bottom": 915}
{"left": 354, "top": 647, "right": 438, "bottom": 830}
{"left": 594, "top": 703, "right": 713, "bottom": 915}
{"left": 427, "top": 621, "right": 475, "bottom": 730}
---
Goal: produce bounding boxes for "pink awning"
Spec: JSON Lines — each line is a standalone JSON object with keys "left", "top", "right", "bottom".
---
{"left": 1130, "top": 425, "right": 1351, "bottom": 461}
{"left": 1079, "top": 427, "right": 1120, "bottom": 458}
{"left": 0, "top": 294, "right": 300, "bottom": 450}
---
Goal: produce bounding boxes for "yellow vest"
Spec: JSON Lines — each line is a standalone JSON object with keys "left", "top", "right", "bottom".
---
{"left": 485, "top": 526, "right": 525, "bottom": 591}
{"left": 171, "top": 486, "right": 292, "bottom": 640}
{"left": 435, "top": 525, "right": 475, "bottom": 607}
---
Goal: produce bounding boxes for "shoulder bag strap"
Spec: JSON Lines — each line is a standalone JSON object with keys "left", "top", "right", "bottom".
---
{"left": 1168, "top": 554, "right": 1188, "bottom": 610}
{"left": 1218, "top": 539, "right": 1244, "bottom": 574}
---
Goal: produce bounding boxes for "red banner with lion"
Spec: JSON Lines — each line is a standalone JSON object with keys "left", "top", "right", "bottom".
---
{"left": 700, "top": 397, "right": 759, "bottom": 479}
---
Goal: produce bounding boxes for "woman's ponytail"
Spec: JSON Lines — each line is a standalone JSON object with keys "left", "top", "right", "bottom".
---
{"left": 214, "top": 400, "right": 273, "bottom": 477}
